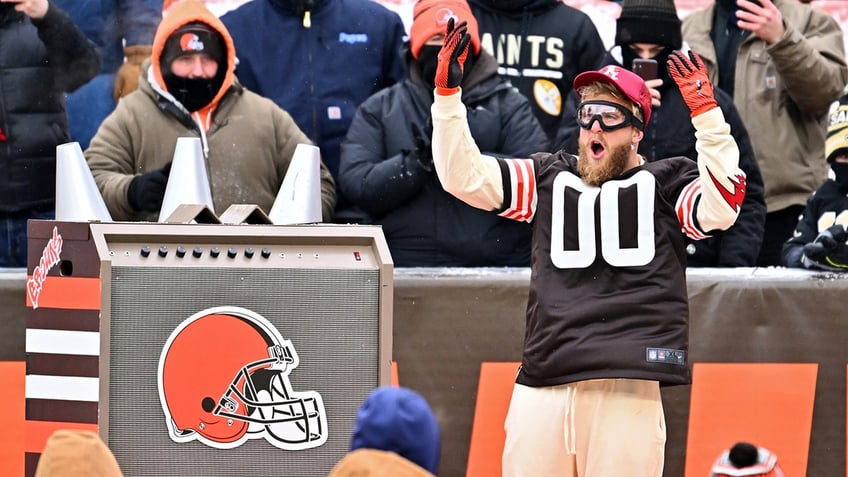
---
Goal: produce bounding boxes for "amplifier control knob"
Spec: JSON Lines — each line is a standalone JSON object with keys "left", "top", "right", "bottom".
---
{"left": 261, "top": 247, "right": 272, "bottom": 258}
{"left": 158, "top": 246, "right": 168, "bottom": 257}
{"left": 244, "top": 247, "right": 255, "bottom": 258}
{"left": 227, "top": 247, "right": 238, "bottom": 258}
{"left": 140, "top": 246, "right": 151, "bottom": 257}
{"left": 210, "top": 247, "right": 220, "bottom": 258}
{"left": 176, "top": 246, "right": 186, "bottom": 258}
{"left": 192, "top": 247, "right": 203, "bottom": 258}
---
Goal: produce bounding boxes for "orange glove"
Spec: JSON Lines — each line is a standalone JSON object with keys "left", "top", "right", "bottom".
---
{"left": 667, "top": 50, "right": 717, "bottom": 118}
{"left": 113, "top": 45, "right": 152, "bottom": 100}
{"left": 435, "top": 18, "right": 471, "bottom": 96}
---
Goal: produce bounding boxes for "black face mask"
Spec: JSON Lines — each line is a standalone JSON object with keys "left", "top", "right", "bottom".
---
{"left": 622, "top": 46, "right": 672, "bottom": 86}
{"left": 163, "top": 67, "right": 225, "bottom": 112}
{"left": 832, "top": 162, "right": 848, "bottom": 193}
{"left": 417, "top": 45, "right": 441, "bottom": 89}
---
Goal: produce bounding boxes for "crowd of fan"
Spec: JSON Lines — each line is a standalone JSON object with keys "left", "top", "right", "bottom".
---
{"left": 1, "top": 0, "right": 847, "bottom": 270}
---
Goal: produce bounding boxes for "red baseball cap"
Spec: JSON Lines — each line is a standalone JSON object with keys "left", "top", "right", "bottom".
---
{"left": 573, "top": 65, "right": 652, "bottom": 128}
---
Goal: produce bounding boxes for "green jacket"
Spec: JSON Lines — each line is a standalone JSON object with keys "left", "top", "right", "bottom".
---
{"left": 86, "top": 64, "right": 336, "bottom": 222}
{"left": 683, "top": 0, "right": 848, "bottom": 212}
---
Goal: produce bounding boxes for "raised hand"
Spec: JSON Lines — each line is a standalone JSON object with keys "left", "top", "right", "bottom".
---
{"left": 435, "top": 18, "right": 471, "bottom": 95}
{"left": 802, "top": 224, "right": 848, "bottom": 271}
{"left": 668, "top": 50, "right": 717, "bottom": 117}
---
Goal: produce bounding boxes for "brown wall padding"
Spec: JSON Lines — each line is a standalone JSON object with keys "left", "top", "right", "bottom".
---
{"left": 3, "top": 268, "right": 847, "bottom": 477}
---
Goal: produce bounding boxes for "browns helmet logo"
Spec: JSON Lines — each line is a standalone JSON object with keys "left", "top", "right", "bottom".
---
{"left": 179, "top": 32, "right": 204, "bottom": 53}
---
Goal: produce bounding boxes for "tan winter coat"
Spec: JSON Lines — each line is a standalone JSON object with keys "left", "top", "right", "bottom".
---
{"left": 34, "top": 430, "right": 123, "bottom": 477}
{"left": 328, "top": 449, "right": 436, "bottom": 477}
{"left": 86, "top": 0, "right": 336, "bottom": 221}
{"left": 683, "top": 0, "right": 848, "bottom": 212}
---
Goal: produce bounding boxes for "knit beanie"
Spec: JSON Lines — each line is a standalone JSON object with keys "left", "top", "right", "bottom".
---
{"left": 34, "top": 430, "right": 124, "bottom": 477}
{"left": 351, "top": 386, "right": 441, "bottom": 473}
{"left": 410, "top": 0, "right": 481, "bottom": 59}
{"left": 162, "top": 22, "right": 225, "bottom": 67}
{"left": 615, "top": 0, "right": 682, "bottom": 50}
{"left": 710, "top": 442, "right": 783, "bottom": 477}
{"left": 826, "top": 95, "right": 848, "bottom": 163}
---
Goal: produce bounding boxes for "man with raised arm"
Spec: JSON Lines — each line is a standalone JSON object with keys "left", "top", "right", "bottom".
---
{"left": 430, "top": 19, "right": 745, "bottom": 477}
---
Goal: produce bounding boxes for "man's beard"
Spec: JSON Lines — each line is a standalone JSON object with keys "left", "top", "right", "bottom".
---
{"left": 577, "top": 140, "right": 631, "bottom": 186}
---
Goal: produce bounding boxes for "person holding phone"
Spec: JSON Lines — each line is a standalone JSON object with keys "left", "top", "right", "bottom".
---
{"left": 554, "top": 0, "right": 766, "bottom": 267}
{"left": 683, "top": 0, "right": 847, "bottom": 267}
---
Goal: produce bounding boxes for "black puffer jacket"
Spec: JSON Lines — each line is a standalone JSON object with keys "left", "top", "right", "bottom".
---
{"left": 339, "top": 48, "right": 548, "bottom": 267}
{"left": 0, "top": 3, "right": 100, "bottom": 213}
{"left": 554, "top": 48, "right": 766, "bottom": 267}
{"left": 469, "top": 0, "right": 606, "bottom": 143}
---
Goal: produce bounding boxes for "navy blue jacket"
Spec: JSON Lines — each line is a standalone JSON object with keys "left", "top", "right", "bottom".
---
{"left": 221, "top": 0, "right": 406, "bottom": 216}
{"left": 54, "top": 0, "right": 160, "bottom": 74}
{"left": 339, "top": 50, "right": 547, "bottom": 266}
{"left": 0, "top": 3, "right": 100, "bottom": 213}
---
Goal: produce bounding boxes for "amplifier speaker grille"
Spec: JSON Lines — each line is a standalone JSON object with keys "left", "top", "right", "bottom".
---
{"left": 108, "top": 266, "right": 381, "bottom": 476}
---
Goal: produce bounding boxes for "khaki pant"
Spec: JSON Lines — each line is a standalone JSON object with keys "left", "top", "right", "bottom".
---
{"left": 503, "top": 378, "right": 665, "bottom": 477}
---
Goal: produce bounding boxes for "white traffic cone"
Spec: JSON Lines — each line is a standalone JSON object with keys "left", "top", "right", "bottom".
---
{"left": 55, "top": 142, "right": 112, "bottom": 222}
{"left": 158, "top": 137, "right": 215, "bottom": 222}
{"left": 269, "top": 143, "right": 323, "bottom": 225}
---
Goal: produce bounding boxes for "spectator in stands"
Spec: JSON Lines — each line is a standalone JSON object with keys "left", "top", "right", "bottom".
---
{"left": 710, "top": 442, "right": 785, "bottom": 477}
{"left": 86, "top": 0, "right": 336, "bottom": 222}
{"left": 469, "top": 0, "right": 606, "bottom": 144}
{"left": 338, "top": 0, "right": 546, "bottom": 267}
{"left": 35, "top": 430, "right": 124, "bottom": 477}
{"left": 328, "top": 386, "right": 441, "bottom": 477}
{"left": 55, "top": 0, "right": 161, "bottom": 150}
{"left": 682, "top": 0, "right": 848, "bottom": 266}
{"left": 220, "top": 0, "right": 406, "bottom": 223}
{"left": 555, "top": 0, "right": 765, "bottom": 267}
{"left": 0, "top": 0, "right": 100, "bottom": 267}
{"left": 431, "top": 17, "right": 743, "bottom": 474}
{"left": 783, "top": 91, "right": 848, "bottom": 271}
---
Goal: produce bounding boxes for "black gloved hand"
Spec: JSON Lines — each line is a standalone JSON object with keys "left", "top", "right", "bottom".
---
{"left": 127, "top": 163, "right": 172, "bottom": 212}
{"left": 435, "top": 18, "right": 471, "bottom": 94}
{"left": 411, "top": 121, "right": 433, "bottom": 172}
{"left": 802, "top": 224, "right": 848, "bottom": 271}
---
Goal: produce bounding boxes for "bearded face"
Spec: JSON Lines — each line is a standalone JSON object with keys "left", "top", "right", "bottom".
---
{"left": 577, "top": 135, "right": 632, "bottom": 187}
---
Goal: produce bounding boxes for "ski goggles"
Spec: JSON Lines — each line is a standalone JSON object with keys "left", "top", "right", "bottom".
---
{"left": 576, "top": 100, "right": 643, "bottom": 131}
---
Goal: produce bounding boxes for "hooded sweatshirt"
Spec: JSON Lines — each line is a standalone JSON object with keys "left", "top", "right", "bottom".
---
{"left": 86, "top": 0, "right": 336, "bottom": 222}
{"left": 469, "top": 0, "right": 606, "bottom": 142}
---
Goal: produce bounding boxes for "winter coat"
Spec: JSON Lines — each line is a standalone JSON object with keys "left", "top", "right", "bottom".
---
{"left": 54, "top": 0, "right": 160, "bottom": 74}
{"left": 339, "top": 50, "right": 547, "bottom": 266}
{"left": 469, "top": 0, "right": 606, "bottom": 143}
{"left": 555, "top": 47, "right": 766, "bottom": 266}
{"left": 86, "top": 0, "right": 336, "bottom": 222}
{"left": 782, "top": 179, "right": 848, "bottom": 268}
{"left": 221, "top": 0, "right": 406, "bottom": 215}
{"left": 0, "top": 3, "right": 100, "bottom": 213}
{"left": 329, "top": 449, "right": 435, "bottom": 477}
{"left": 683, "top": 0, "right": 848, "bottom": 213}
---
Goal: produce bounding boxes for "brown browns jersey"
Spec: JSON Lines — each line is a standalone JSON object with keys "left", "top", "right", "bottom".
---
{"left": 496, "top": 151, "right": 706, "bottom": 387}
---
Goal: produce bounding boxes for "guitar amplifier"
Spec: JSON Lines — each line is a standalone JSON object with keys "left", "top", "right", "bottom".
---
{"left": 25, "top": 220, "right": 393, "bottom": 477}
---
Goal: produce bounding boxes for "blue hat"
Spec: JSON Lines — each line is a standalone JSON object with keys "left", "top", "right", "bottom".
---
{"left": 351, "top": 386, "right": 441, "bottom": 473}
